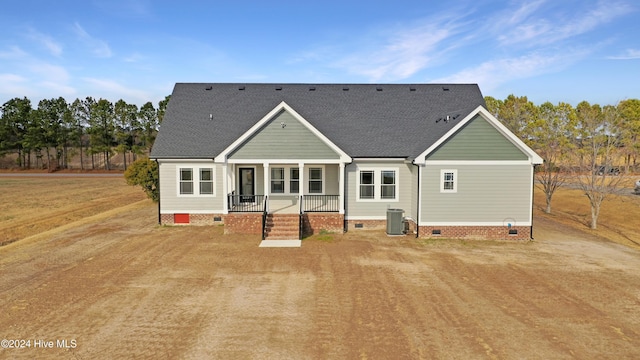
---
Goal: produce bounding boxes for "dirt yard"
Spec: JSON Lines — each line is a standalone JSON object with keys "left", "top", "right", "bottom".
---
{"left": 0, "top": 175, "right": 146, "bottom": 246}
{"left": 0, "top": 177, "right": 639, "bottom": 359}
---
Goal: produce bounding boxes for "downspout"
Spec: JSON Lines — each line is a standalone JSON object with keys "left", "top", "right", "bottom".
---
{"left": 155, "top": 159, "right": 161, "bottom": 225}
{"left": 343, "top": 160, "right": 353, "bottom": 233}
{"left": 530, "top": 164, "right": 537, "bottom": 240}
{"left": 412, "top": 161, "right": 420, "bottom": 238}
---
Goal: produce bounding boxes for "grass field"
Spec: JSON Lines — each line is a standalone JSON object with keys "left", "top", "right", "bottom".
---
{"left": 0, "top": 175, "right": 147, "bottom": 246}
{"left": 533, "top": 181, "right": 640, "bottom": 249}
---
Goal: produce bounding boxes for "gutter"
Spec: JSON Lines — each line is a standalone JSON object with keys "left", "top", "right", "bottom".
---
{"left": 412, "top": 160, "right": 420, "bottom": 238}
{"left": 530, "top": 164, "right": 537, "bottom": 240}
{"left": 155, "top": 159, "right": 161, "bottom": 225}
{"left": 343, "top": 159, "right": 353, "bottom": 233}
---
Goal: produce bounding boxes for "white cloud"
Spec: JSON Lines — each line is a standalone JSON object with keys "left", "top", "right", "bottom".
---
{"left": 0, "top": 73, "right": 33, "bottom": 100}
{"left": 431, "top": 49, "right": 590, "bottom": 92}
{"left": 28, "top": 62, "right": 70, "bottom": 84}
{"left": 83, "top": 77, "right": 150, "bottom": 104}
{"left": 607, "top": 48, "right": 640, "bottom": 60}
{"left": 0, "top": 46, "right": 28, "bottom": 59}
{"left": 26, "top": 28, "right": 63, "bottom": 56}
{"left": 495, "top": 1, "right": 633, "bottom": 47}
{"left": 73, "top": 22, "right": 113, "bottom": 58}
{"left": 329, "top": 15, "right": 469, "bottom": 82}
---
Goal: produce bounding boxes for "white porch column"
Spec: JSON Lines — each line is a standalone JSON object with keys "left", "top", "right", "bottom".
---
{"left": 222, "top": 163, "right": 228, "bottom": 214}
{"left": 263, "top": 162, "right": 269, "bottom": 197}
{"left": 339, "top": 162, "right": 345, "bottom": 214}
{"left": 298, "top": 162, "right": 305, "bottom": 197}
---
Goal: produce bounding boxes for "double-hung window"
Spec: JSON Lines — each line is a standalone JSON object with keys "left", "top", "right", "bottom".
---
{"left": 359, "top": 170, "right": 375, "bottom": 199}
{"left": 178, "top": 166, "right": 215, "bottom": 196}
{"left": 440, "top": 169, "right": 457, "bottom": 193}
{"left": 309, "top": 168, "right": 323, "bottom": 194}
{"left": 357, "top": 168, "right": 398, "bottom": 201}
{"left": 200, "top": 168, "right": 213, "bottom": 195}
{"left": 180, "top": 168, "right": 194, "bottom": 195}
{"left": 271, "top": 168, "right": 285, "bottom": 193}
{"left": 381, "top": 170, "right": 396, "bottom": 199}
{"left": 290, "top": 168, "right": 299, "bottom": 194}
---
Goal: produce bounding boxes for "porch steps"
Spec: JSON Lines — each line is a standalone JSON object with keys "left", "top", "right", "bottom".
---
{"left": 264, "top": 214, "right": 300, "bottom": 240}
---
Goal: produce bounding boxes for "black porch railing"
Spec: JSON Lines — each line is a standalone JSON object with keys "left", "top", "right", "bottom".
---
{"left": 228, "top": 193, "right": 266, "bottom": 212}
{"left": 261, "top": 196, "right": 268, "bottom": 240}
{"left": 303, "top": 195, "right": 340, "bottom": 212}
{"left": 299, "top": 195, "right": 304, "bottom": 240}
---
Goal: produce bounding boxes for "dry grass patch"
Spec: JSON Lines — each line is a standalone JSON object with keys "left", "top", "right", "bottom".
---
{"left": 0, "top": 176, "right": 147, "bottom": 246}
{"left": 534, "top": 185, "right": 640, "bottom": 249}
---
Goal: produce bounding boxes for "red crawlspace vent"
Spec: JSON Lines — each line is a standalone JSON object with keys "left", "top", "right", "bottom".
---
{"left": 174, "top": 214, "right": 190, "bottom": 224}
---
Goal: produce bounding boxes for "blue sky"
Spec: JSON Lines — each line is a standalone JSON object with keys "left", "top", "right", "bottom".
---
{"left": 1, "top": 0, "right": 638, "bottom": 107}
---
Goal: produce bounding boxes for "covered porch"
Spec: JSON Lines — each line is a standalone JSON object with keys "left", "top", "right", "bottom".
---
{"left": 224, "top": 162, "right": 345, "bottom": 214}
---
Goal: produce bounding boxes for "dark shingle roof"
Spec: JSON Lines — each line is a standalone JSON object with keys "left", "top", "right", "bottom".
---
{"left": 150, "top": 83, "right": 486, "bottom": 159}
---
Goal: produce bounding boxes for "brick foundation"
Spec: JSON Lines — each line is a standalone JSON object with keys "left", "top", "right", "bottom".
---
{"left": 224, "top": 213, "right": 263, "bottom": 235}
{"left": 418, "top": 225, "right": 531, "bottom": 240}
{"left": 160, "top": 213, "right": 224, "bottom": 226}
{"left": 346, "top": 220, "right": 387, "bottom": 231}
{"left": 302, "top": 213, "right": 344, "bottom": 236}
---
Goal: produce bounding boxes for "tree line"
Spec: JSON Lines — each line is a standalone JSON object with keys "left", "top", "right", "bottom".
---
{"left": 0, "top": 96, "right": 170, "bottom": 171}
{"left": 486, "top": 95, "right": 640, "bottom": 229}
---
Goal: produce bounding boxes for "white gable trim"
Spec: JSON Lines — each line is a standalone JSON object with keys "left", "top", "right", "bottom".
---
{"left": 215, "top": 101, "right": 351, "bottom": 163}
{"left": 413, "top": 106, "right": 543, "bottom": 165}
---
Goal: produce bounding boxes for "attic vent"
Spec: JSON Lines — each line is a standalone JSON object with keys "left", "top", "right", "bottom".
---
{"left": 442, "top": 86, "right": 450, "bottom": 91}
{"left": 275, "top": 86, "right": 282, "bottom": 91}
{"left": 409, "top": 87, "right": 416, "bottom": 91}
{"left": 238, "top": 86, "right": 245, "bottom": 90}
{"left": 342, "top": 86, "right": 349, "bottom": 91}
{"left": 376, "top": 87, "right": 383, "bottom": 91}
{"left": 309, "top": 86, "right": 316, "bottom": 91}
{"left": 205, "top": 86, "right": 212, "bottom": 90}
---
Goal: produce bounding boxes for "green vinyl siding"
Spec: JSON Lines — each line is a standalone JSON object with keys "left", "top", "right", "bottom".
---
{"left": 345, "top": 162, "right": 415, "bottom": 219}
{"left": 229, "top": 110, "right": 340, "bottom": 160}
{"left": 421, "top": 164, "right": 532, "bottom": 224}
{"left": 427, "top": 115, "right": 528, "bottom": 161}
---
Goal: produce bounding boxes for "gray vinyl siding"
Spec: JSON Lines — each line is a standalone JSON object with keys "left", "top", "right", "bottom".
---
{"left": 427, "top": 115, "right": 528, "bottom": 161}
{"left": 159, "top": 161, "right": 224, "bottom": 213}
{"left": 324, "top": 164, "right": 339, "bottom": 195}
{"left": 420, "top": 164, "right": 532, "bottom": 224}
{"left": 229, "top": 110, "right": 340, "bottom": 160}
{"left": 410, "top": 165, "right": 418, "bottom": 222}
{"left": 345, "top": 161, "right": 414, "bottom": 219}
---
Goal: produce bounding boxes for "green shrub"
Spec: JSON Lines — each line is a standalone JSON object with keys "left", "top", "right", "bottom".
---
{"left": 124, "top": 158, "right": 159, "bottom": 202}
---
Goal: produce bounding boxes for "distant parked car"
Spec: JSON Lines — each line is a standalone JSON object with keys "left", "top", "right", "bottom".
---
{"left": 595, "top": 165, "right": 620, "bottom": 176}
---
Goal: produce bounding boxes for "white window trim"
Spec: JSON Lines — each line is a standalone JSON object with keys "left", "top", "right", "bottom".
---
{"left": 356, "top": 167, "right": 399, "bottom": 202}
{"left": 440, "top": 169, "right": 457, "bottom": 193}
{"left": 307, "top": 166, "right": 325, "bottom": 195}
{"left": 268, "top": 165, "right": 309, "bottom": 195}
{"left": 177, "top": 165, "right": 216, "bottom": 197}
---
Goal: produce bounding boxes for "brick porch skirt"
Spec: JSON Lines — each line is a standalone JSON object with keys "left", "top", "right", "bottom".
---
{"left": 302, "top": 213, "right": 344, "bottom": 235}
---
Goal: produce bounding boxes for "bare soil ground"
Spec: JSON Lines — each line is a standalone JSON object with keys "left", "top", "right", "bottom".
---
{"left": 0, "top": 178, "right": 639, "bottom": 359}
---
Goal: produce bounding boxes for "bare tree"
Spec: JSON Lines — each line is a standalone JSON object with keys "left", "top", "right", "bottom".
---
{"left": 528, "top": 102, "right": 577, "bottom": 213}
{"left": 574, "top": 102, "right": 623, "bottom": 229}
